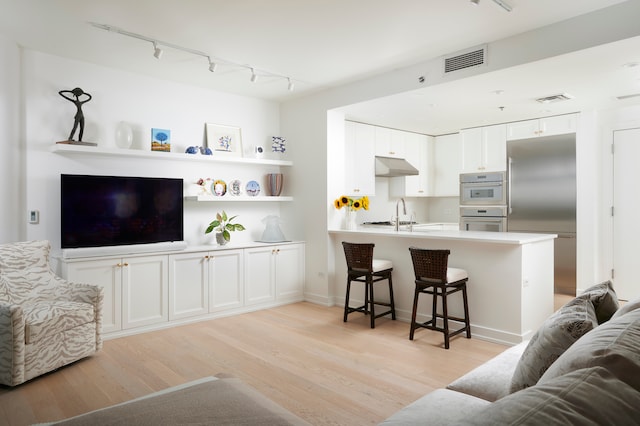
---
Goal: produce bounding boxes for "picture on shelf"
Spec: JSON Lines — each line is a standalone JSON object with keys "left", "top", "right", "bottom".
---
{"left": 205, "top": 123, "right": 243, "bottom": 157}
{"left": 151, "top": 128, "right": 171, "bottom": 152}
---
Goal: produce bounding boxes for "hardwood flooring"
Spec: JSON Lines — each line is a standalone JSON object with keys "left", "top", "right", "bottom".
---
{"left": 0, "top": 302, "right": 509, "bottom": 425}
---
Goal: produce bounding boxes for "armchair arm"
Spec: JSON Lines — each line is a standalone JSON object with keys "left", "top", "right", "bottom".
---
{"left": 0, "top": 302, "right": 26, "bottom": 386}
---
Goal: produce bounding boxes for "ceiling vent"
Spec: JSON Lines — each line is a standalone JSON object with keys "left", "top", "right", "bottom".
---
{"left": 535, "top": 93, "right": 574, "bottom": 104}
{"left": 443, "top": 45, "right": 487, "bottom": 74}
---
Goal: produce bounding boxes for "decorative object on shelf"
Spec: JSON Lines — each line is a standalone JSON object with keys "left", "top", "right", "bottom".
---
{"left": 266, "top": 173, "right": 284, "bottom": 196}
{"left": 185, "top": 146, "right": 199, "bottom": 154}
{"left": 334, "top": 195, "right": 369, "bottom": 230}
{"left": 151, "top": 128, "right": 171, "bottom": 152}
{"left": 196, "top": 178, "right": 213, "bottom": 195}
{"left": 199, "top": 146, "right": 213, "bottom": 155}
{"left": 58, "top": 87, "right": 95, "bottom": 145}
{"left": 260, "top": 215, "right": 287, "bottom": 242}
{"left": 271, "top": 136, "right": 286, "bottom": 154}
{"left": 115, "top": 121, "right": 133, "bottom": 149}
{"left": 205, "top": 211, "right": 246, "bottom": 245}
{"left": 228, "top": 179, "right": 242, "bottom": 196}
{"left": 254, "top": 145, "right": 264, "bottom": 159}
{"left": 245, "top": 180, "right": 260, "bottom": 197}
{"left": 206, "top": 123, "right": 243, "bottom": 157}
{"left": 212, "top": 179, "right": 227, "bottom": 196}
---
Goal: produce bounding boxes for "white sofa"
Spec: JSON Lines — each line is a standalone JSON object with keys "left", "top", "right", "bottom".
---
{"left": 382, "top": 281, "right": 640, "bottom": 425}
{"left": 0, "top": 240, "right": 103, "bottom": 386}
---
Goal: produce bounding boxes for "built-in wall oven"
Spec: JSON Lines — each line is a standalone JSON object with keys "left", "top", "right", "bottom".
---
{"left": 459, "top": 172, "right": 507, "bottom": 232}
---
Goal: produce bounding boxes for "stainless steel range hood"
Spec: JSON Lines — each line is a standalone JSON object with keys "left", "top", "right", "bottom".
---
{"left": 375, "top": 156, "right": 419, "bottom": 177}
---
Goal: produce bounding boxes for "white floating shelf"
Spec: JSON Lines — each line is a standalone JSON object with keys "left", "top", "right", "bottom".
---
{"left": 50, "top": 144, "right": 293, "bottom": 166}
{"left": 184, "top": 195, "right": 293, "bottom": 202}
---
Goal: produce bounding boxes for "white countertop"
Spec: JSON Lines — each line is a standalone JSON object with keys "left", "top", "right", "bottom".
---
{"left": 329, "top": 226, "right": 556, "bottom": 245}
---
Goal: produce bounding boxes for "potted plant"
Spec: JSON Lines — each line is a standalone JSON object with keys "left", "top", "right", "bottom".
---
{"left": 205, "top": 211, "right": 245, "bottom": 245}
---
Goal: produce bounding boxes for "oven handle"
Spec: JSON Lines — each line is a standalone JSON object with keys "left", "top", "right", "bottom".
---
{"left": 507, "top": 156, "right": 513, "bottom": 215}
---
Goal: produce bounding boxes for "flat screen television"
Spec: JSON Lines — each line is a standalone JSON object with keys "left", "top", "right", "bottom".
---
{"left": 61, "top": 174, "right": 184, "bottom": 249}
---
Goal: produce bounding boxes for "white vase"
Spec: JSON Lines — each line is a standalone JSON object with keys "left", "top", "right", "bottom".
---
{"left": 215, "top": 232, "right": 228, "bottom": 245}
{"left": 345, "top": 209, "right": 357, "bottom": 230}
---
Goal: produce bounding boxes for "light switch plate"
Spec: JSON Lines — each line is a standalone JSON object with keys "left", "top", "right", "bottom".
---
{"left": 29, "top": 210, "right": 39, "bottom": 224}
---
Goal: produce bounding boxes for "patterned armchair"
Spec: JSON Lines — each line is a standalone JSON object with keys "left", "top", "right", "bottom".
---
{"left": 0, "top": 240, "right": 103, "bottom": 386}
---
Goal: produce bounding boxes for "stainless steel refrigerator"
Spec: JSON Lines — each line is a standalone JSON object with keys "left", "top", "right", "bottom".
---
{"left": 507, "top": 133, "right": 576, "bottom": 295}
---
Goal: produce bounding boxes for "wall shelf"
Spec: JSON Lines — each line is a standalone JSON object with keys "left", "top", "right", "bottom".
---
{"left": 185, "top": 195, "right": 292, "bottom": 202}
{"left": 50, "top": 144, "right": 293, "bottom": 166}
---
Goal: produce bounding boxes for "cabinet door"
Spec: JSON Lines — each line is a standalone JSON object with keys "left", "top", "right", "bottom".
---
{"left": 506, "top": 119, "right": 540, "bottom": 140}
{"left": 539, "top": 114, "right": 577, "bottom": 137}
{"left": 375, "top": 127, "right": 405, "bottom": 158}
{"left": 168, "top": 252, "right": 209, "bottom": 320}
{"left": 345, "top": 122, "right": 375, "bottom": 195}
{"left": 122, "top": 255, "right": 169, "bottom": 329}
{"left": 390, "top": 133, "right": 431, "bottom": 197}
{"left": 483, "top": 124, "right": 507, "bottom": 171}
{"left": 275, "top": 244, "right": 305, "bottom": 302}
{"left": 64, "top": 258, "right": 122, "bottom": 333}
{"left": 244, "top": 246, "right": 276, "bottom": 306}
{"left": 209, "top": 249, "right": 244, "bottom": 312}
{"left": 433, "top": 133, "right": 462, "bottom": 197}
{"left": 461, "top": 127, "right": 483, "bottom": 173}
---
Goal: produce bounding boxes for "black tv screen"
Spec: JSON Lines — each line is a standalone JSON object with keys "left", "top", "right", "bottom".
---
{"left": 61, "top": 174, "right": 184, "bottom": 249}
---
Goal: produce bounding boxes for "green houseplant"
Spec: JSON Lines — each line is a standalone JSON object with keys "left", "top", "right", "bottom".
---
{"left": 205, "top": 211, "right": 245, "bottom": 245}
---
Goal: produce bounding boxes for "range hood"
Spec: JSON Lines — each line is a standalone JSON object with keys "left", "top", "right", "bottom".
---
{"left": 375, "top": 156, "right": 419, "bottom": 177}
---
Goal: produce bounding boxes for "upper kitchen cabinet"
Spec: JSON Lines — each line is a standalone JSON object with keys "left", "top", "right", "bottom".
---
{"left": 375, "top": 126, "right": 405, "bottom": 158}
{"left": 390, "top": 132, "right": 432, "bottom": 197}
{"left": 432, "top": 133, "right": 462, "bottom": 197}
{"left": 461, "top": 124, "right": 507, "bottom": 173}
{"left": 344, "top": 121, "right": 375, "bottom": 196}
{"left": 506, "top": 113, "right": 578, "bottom": 140}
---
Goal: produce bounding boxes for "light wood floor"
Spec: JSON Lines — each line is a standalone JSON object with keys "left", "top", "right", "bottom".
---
{"left": 0, "top": 302, "right": 513, "bottom": 426}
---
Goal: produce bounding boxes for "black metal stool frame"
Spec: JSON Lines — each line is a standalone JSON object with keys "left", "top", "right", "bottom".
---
{"left": 342, "top": 242, "right": 396, "bottom": 328}
{"left": 408, "top": 247, "right": 471, "bottom": 349}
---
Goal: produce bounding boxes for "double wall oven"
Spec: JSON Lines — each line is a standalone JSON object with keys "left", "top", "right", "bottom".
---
{"left": 459, "top": 172, "right": 507, "bottom": 232}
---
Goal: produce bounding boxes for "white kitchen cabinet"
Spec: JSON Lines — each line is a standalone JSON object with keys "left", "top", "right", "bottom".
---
{"left": 121, "top": 255, "right": 169, "bottom": 330}
{"left": 506, "top": 113, "right": 577, "bottom": 140}
{"left": 168, "top": 252, "right": 210, "bottom": 320}
{"left": 208, "top": 249, "right": 244, "bottom": 312}
{"left": 375, "top": 126, "right": 405, "bottom": 158}
{"left": 244, "top": 243, "right": 304, "bottom": 306}
{"left": 390, "top": 132, "right": 432, "bottom": 197}
{"left": 461, "top": 124, "right": 506, "bottom": 172}
{"left": 63, "top": 257, "right": 122, "bottom": 333}
{"left": 432, "top": 133, "right": 462, "bottom": 197}
{"left": 344, "top": 121, "right": 375, "bottom": 195}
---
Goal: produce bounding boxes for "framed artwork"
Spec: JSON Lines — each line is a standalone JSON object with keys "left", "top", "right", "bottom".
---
{"left": 151, "top": 128, "right": 171, "bottom": 152}
{"left": 205, "top": 123, "right": 243, "bottom": 157}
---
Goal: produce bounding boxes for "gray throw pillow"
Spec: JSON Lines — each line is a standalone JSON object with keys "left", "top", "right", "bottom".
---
{"left": 610, "top": 296, "right": 640, "bottom": 320}
{"left": 580, "top": 280, "right": 619, "bottom": 324}
{"left": 509, "top": 296, "right": 597, "bottom": 393}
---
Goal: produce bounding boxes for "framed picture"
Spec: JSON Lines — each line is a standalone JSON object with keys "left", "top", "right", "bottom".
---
{"left": 151, "top": 128, "right": 171, "bottom": 152}
{"left": 205, "top": 123, "right": 243, "bottom": 157}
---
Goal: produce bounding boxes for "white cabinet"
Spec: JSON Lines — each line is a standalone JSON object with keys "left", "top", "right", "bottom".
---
{"left": 432, "top": 133, "right": 462, "bottom": 197}
{"left": 63, "top": 254, "right": 168, "bottom": 332}
{"left": 168, "top": 252, "right": 210, "bottom": 320}
{"left": 244, "top": 243, "right": 305, "bottom": 306}
{"left": 375, "top": 126, "right": 405, "bottom": 158}
{"left": 344, "top": 122, "right": 376, "bottom": 195}
{"left": 506, "top": 114, "right": 577, "bottom": 140}
{"left": 461, "top": 124, "right": 506, "bottom": 173}
{"left": 208, "top": 249, "right": 244, "bottom": 312}
{"left": 390, "top": 132, "right": 432, "bottom": 197}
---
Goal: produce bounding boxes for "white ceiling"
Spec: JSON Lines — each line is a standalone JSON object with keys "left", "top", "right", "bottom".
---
{"left": 1, "top": 0, "right": 639, "bottom": 134}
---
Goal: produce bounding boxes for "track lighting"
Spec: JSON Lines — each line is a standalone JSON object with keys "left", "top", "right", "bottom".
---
{"left": 89, "top": 22, "right": 298, "bottom": 93}
{"left": 470, "top": 0, "right": 479, "bottom": 5}
{"left": 492, "top": 0, "right": 512, "bottom": 11}
{"left": 152, "top": 42, "right": 163, "bottom": 59}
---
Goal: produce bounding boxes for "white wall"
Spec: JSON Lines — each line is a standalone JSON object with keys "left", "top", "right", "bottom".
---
{"left": 21, "top": 51, "right": 294, "bottom": 250}
{"left": 0, "top": 35, "right": 23, "bottom": 243}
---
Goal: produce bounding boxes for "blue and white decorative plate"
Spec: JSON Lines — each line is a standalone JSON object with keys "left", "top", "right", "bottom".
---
{"left": 228, "top": 179, "right": 242, "bottom": 196}
{"left": 245, "top": 180, "right": 260, "bottom": 197}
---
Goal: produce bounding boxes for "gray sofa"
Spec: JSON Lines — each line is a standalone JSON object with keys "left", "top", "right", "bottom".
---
{"left": 382, "top": 281, "right": 640, "bottom": 425}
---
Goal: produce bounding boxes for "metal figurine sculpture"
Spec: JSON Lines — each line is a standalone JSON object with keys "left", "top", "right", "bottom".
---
{"left": 59, "top": 87, "right": 92, "bottom": 142}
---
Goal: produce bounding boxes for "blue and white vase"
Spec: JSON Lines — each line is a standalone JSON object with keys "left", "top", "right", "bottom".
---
{"left": 271, "top": 136, "right": 286, "bottom": 155}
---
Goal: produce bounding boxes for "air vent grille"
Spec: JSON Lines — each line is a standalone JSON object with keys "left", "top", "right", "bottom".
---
{"left": 536, "top": 93, "right": 574, "bottom": 104}
{"left": 444, "top": 47, "right": 486, "bottom": 73}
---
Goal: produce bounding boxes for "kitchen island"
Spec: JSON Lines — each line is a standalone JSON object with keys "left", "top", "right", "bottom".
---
{"left": 329, "top": 227, "right": 556, "bottom": 345}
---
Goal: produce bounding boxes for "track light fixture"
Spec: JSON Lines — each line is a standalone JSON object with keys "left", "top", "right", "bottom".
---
{"left": 470, "top": 0, "right": 479, "bottom": 5}
{"left": 491, "top": 0, "right": 512, "bottom": 11}
{"left": 152, "top": 42, "right": 163, "bottom": 59}
{"left": 89, "top": 22, "right": 298, "bottom": 93}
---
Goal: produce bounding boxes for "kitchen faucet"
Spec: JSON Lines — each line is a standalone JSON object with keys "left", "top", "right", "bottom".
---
{"left": 395, "top": 198, "right": 406, "bottom": 232}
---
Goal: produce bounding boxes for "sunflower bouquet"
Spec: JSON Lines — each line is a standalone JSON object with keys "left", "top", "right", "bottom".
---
{"left": 334, "top": 195, "right": 369, "bottom": 211}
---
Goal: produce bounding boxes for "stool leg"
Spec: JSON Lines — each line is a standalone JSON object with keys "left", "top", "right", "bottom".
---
{"left": 409, "top": 286, "right": 420, "bottom": 340}
{"left": 442, "top": 288, "right": 450, "bottom": 349}
{"left": 388, "top": 273, "right": 396, "bottom": 320}
{"left": 343, "top": 278, "right": 352, "bottom": 322}
{"left": 462, "top": 283, "right": 471, "bottom": 338}
{"left": 368, "top": 276, "right": 375, "bottom": 329}
{"left": 430, "top": 288, "right": 437, "bottom": 327}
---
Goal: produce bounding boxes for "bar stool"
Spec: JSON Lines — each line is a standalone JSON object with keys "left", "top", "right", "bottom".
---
{"left": 342, "top": 242, "right": 396, "bottom": 328}
{"left": 408, "top": 247, "right": 471, "bottom": 349}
